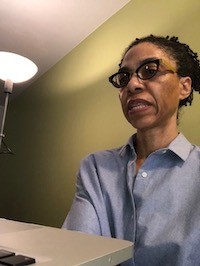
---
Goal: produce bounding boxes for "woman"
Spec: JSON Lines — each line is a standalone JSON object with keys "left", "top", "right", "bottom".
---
{"left": 63, "top": 35, "right": 200, "bottom": 266}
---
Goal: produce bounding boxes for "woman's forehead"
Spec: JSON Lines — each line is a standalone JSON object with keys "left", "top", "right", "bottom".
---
{"left": 122, "top": 42, "right": 170, "bottom": 64}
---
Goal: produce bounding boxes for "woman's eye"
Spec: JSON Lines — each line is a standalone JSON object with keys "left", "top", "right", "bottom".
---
{"left": 144, "top": 63, "right": 157, "bottom": 72}
{"left": 118, "top": 73, "right": 129, "bottom": 84}
{"left": 139, "top": 63, "right": 158, "bottom": 78}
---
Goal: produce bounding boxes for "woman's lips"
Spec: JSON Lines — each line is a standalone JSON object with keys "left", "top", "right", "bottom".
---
{"left": 127, "top": 99, "right": 152, "bottom": 113}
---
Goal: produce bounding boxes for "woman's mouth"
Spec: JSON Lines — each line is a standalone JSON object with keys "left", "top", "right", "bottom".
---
{"left": 127, "top": 99, "right": 152, "bottom": 113}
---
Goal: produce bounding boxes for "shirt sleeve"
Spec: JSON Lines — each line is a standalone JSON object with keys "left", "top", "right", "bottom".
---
{"left": 62, "top": 173, "right": 102, "bottom": 235}
{"left": 62, "top": 154, "right": 110, "bottom": 236}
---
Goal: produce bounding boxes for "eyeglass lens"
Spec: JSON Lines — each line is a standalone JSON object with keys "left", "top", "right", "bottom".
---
{"left": 110, "top": 60, "right": 160, "bottom": 88}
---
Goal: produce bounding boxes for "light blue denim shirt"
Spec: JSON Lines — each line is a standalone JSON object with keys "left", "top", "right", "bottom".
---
{"left": 63, "top": 133, "right": 200, "bottom": 266}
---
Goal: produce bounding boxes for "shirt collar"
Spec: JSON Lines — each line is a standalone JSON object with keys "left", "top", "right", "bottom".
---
{"left": 119, "top": 134, "right": 137, "bottom": 157}
{"left": 167, "top": 133, "right": 192, "bottom": 161}
{"left": 119, "top": 133, "right": 192, "bottom": 162}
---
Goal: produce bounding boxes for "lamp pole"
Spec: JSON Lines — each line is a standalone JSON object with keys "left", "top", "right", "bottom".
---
{"left": 0, "top": 79, "right": 13, "bottom": 152}
{"left": 0, "top": 52, "right": 38, "bottom": 153}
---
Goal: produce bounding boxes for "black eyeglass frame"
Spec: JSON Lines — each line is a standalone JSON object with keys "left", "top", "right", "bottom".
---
{"left": 109, "top": 58, "right": 176, "bottom": 89}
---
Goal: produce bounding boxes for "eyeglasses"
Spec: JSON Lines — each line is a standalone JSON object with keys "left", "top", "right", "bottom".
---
{"left": 109, "top": 58, "right": 176, "bottom": 89}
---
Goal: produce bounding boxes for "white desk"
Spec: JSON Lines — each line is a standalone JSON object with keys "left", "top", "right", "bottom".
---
{"left": 0, "top": 219, "right": 133, "bottom": 265}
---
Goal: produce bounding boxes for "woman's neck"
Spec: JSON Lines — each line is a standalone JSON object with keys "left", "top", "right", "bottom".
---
{"left": 135, "top": 124, "right": 179, "bottom": 160}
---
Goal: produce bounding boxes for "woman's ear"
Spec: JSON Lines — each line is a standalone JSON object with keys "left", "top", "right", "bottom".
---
{"left": 179, "top": 76, "right": 192, "bottom": 101}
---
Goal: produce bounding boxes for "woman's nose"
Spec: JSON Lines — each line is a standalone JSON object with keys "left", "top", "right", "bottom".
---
{"left": 126, "top": 74, "right": 143, "bottom": 93}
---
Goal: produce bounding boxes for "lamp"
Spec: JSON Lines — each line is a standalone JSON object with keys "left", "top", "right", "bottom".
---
{"left": 0, "top": 52, "right": 38, "bottom": 154}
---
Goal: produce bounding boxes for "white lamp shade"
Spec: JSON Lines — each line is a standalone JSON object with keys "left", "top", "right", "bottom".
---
{"left": 0, "top": 51, "right": 38, "bottom": 83}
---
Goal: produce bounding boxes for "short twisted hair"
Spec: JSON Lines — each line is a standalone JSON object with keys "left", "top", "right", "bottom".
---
{"left": 120, "top": 35, "right": 200, "bottom": 108}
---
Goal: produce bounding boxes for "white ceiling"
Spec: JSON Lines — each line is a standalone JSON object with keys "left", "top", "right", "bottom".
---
{"left": 0, "top": 0, "right": 130, "bottom": 102}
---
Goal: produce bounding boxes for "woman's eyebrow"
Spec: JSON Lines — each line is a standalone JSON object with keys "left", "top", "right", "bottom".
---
{"left": 120, "top": 57, "right": 158, "bottom": 72}
{"left": 138, "top": 57, "right": 158, "bottom": 66}
{"left": 119, "top": 66, "right": 131, "bottom": 72}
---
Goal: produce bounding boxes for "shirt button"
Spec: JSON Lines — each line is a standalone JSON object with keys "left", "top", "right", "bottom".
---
{"left": 141, "top": 171, "right": 148, "bottom": 178}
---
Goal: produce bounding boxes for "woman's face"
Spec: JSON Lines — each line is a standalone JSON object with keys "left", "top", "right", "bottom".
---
{"left": 119, "top": 42, "right": 191, "bottom": 132}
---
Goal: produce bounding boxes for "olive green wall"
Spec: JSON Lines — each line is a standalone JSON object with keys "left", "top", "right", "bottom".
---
{"left": 1, "top": 0, "right": 200, "bottom": 227}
